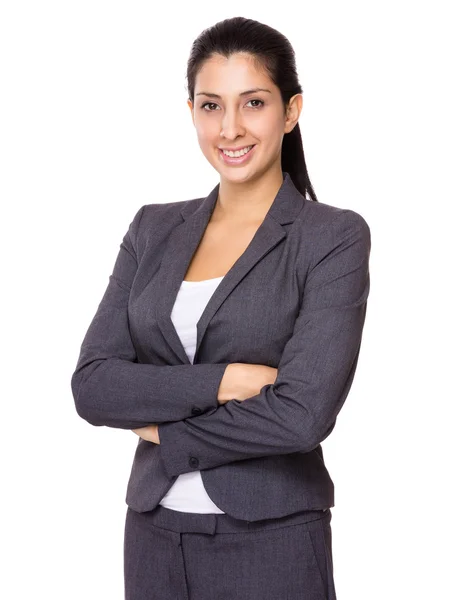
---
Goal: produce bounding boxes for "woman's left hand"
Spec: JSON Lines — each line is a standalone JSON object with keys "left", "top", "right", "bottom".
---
{"left": 132, "top": 424, "right": 160, "bottom": 444}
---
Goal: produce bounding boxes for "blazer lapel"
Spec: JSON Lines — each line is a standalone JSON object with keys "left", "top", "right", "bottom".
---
{"left": 154, "top": 172, "right": 305, "bottom": 365}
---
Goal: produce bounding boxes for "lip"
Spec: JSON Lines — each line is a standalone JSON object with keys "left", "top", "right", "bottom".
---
{"left": 218, "top": 144, "right": 256, "bottom": 166}
{"left": 219, "top": 145, "right": 255, "bottom": 151}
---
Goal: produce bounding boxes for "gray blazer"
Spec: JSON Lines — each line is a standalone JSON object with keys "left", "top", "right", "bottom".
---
{"left": 71, "top": 171, "right": 371, "bottom": 522}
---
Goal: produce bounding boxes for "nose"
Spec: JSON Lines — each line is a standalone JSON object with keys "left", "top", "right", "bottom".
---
{"left": 220, "top": 109, "right": 246, "bottom": 140}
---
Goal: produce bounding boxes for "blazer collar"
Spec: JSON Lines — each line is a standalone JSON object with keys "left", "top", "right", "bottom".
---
{"left": 155, "top": 171, "right": 307, "bottom": 365}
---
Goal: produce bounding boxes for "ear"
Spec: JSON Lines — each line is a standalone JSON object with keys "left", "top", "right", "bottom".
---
{"left": 187, "top": 99, "right": 195, "bottom": 126}
{"left": 284, "top": 93, "right": 303, "bottom": 134}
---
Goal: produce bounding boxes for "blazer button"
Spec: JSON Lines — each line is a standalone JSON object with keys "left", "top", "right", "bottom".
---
{"left": 191, "top": 406, "right": 202, "bottom": 415}
{"left": 189, "top": 457, "right": 199, "bottom": 468}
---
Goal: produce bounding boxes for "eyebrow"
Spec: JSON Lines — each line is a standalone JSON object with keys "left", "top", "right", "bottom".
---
{"left": 195, "top": 88, "right": 272, "bottom": 99}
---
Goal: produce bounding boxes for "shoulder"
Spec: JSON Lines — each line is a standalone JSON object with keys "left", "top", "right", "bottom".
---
{"left": 299, "top": 198, "right": 370, "bottom": 235}
{"left": 136, "top": 198, "right": 193, "bottom": 225}
{"left": 295, "top": 200, "right": 371, "bottom": 268}
{"left": 127, "top": 196, "right": 201, "bottom": 236}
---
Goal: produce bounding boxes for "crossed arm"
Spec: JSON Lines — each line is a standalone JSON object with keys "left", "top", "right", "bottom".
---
{"left": 132, "top": 363, "right": 278, "bottom": 444}
{"left": 72, "top": 206, "right": 370, "bottom": 479}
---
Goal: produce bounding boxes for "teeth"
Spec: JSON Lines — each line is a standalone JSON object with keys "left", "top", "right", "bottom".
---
{"left": 222, "top": 145, "right": 253, "bottom": 158}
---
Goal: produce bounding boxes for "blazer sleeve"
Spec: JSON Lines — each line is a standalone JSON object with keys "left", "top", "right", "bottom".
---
{"left": 71, "top": 205, "right": 230, "bottom": 429}
{"left": 158, "top": 210, "right": 371, "bottom": 477}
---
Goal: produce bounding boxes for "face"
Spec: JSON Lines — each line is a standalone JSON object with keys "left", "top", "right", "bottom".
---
{"left": 188, "top": 53, "right": 302, "bottom": 184}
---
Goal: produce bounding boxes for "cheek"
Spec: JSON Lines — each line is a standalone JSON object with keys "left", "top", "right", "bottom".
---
{"left": 261, "top": 118, "right": 285, "bottom": 142}
{"left": 196, "top": 122, "right": 218, "bottom": 145}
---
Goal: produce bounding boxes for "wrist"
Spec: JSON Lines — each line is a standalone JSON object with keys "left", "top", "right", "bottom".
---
{"left": 218, "top": 363, "right": 242, "bottom": 403}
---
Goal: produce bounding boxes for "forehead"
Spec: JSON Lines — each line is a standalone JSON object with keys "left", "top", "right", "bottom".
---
{"left": 195, "top": 53, "right": 274, "bottom": 94}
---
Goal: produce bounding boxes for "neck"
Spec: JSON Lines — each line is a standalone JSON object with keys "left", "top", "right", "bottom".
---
{"left": 213, "top": 168, "right": 284, "bottom": 225}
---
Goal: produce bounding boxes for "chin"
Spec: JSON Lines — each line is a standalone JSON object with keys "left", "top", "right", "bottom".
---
{"left": 220, "top": 167, "right": 256, "bottom": 180}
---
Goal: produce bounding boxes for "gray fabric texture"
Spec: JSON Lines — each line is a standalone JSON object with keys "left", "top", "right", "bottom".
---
{"left": 71, "top": 171, "right": 371, "bottom": 521}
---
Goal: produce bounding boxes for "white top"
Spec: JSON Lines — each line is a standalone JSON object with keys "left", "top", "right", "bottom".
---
{"left": 158, "top": 275, "right": 227, "bottom": 513}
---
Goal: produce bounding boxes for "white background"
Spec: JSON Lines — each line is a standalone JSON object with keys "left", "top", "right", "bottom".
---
{"left": 1, "top": 1, "right": 454, "bottom": 598}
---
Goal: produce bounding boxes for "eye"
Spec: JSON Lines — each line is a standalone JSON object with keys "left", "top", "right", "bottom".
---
{"left": 201, "top": 99, "right": 265, "bottom": 111}
{"left": 201, "top": 102, "right": 220, "bottom": 111}
{"left": 247, "top": 99, "right": 264, "bottom": 108}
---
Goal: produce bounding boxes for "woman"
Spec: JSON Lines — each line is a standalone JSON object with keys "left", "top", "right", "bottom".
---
{"left": 71, "top": 16, "right": 371, "bottom": 600}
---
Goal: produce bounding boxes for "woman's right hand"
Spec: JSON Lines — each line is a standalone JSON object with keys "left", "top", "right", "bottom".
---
{"left": 217, "top": 363, "right": 278, "bottom": 404}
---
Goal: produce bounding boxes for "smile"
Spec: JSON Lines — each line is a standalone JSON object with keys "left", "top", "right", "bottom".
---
{"left": 218, "top": 144, "right": 256, "bottom": 165}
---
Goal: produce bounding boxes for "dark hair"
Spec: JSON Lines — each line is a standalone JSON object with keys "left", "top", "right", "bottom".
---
{"left": 186, "top": 16, "right": 318, "bottom": 202}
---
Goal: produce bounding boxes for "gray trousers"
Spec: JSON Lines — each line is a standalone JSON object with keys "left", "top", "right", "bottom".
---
{"left": 124, "top": 504, "right": 337, "bottom": 599}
